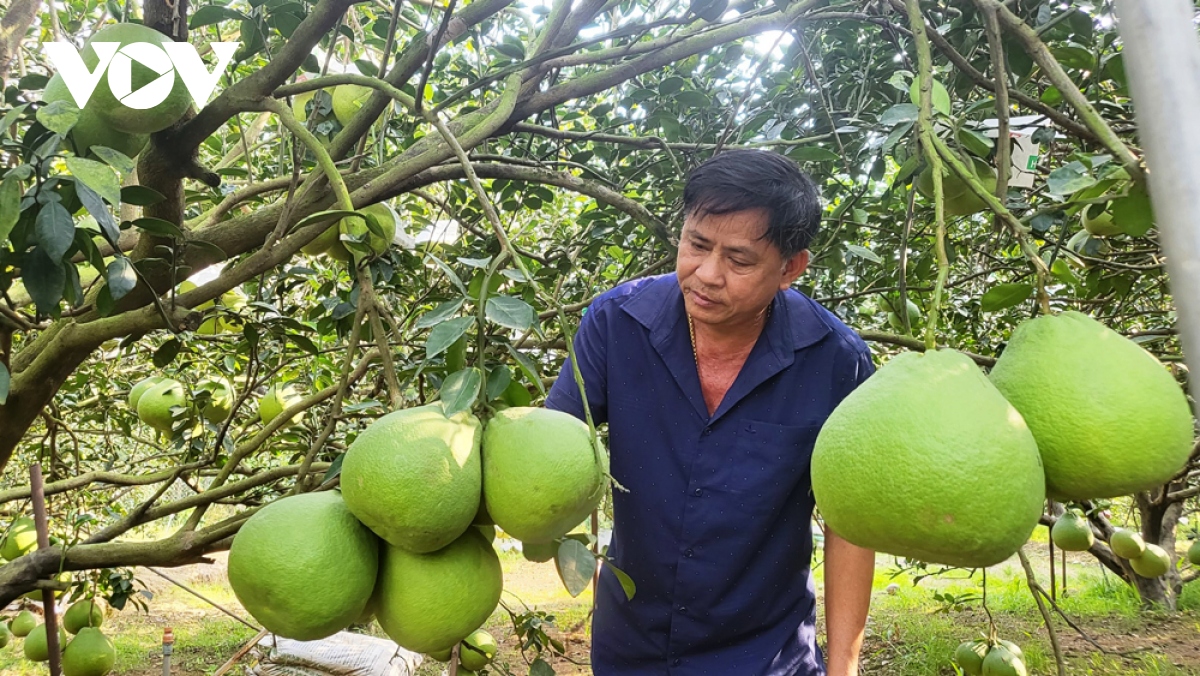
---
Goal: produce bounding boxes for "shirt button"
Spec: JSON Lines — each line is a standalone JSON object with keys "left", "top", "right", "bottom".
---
{"left": 703, "top": 427, "right": 712, "bottom": 436}
{"left": 672, "top": 658, "right": 682, "bottom": 666}
{"left": 693, "top": 488, "right": 702, "bottom": 497}
{"left": 685, "top": 548, "right": 694, "bottom": 557}
{"left": 678, "top": 606, "right": 687, "bottom": 613}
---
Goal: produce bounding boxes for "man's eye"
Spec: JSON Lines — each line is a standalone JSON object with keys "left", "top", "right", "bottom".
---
{"left": 730, "top": 259, "right": 751, "bottom": 268}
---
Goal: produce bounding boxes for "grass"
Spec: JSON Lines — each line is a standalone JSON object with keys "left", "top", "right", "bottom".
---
{"left": 2, "top": 545, "right": 1197, "bottom": 675}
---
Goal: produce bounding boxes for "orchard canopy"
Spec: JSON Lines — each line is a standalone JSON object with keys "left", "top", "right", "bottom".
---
{"left": 0, "top": 0, "right": 1196, "bottom": 609}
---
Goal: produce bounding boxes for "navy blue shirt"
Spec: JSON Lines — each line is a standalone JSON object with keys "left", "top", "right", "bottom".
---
{"left": 545, "top": 273, "right": 874, "bottom": 676}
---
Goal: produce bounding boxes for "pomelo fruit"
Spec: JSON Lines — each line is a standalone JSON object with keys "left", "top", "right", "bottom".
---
{"left": 136, "top": 378, "right": 189, "bottom": 432}
{"left": 989, "top": 312, "right": 1194, "bottom": 501}
{"left": 483, "top": 407, "right": 608, "bottom": 544}
{"left": 332, "top": 84, "right": 373, "bottom": 126}
{"left": 428, "top": 646, "right": 453, "bottom": 662}
{"left": 10, "top": 609, "right": 37, "bottom": 636}
{"left": 258, "top": 383, "right": 300, "bottom": 425}
{"left": 954, "top": 639, "right": 988, "bottom": 676}
{"left": 320, "top": 202, "right": 400, "bottom": 261}
{"left": 475, "top": 525, "right": 497, "bottom": 543}
{"left": 342, "top": 404, "right": 482, "bottom": 553}
{"left": 61, "top": 627, "right": 116, "bottom": 676}
{"left": 0, "top": 621, "right": 9, "bottom": 648}
{"left": 811, "top": 349, "right": 1045, "bottom": 568}
{"left": 885, "top": 298, "right": 921, "bottom": 333}
{"left": 914, "top": 156, "right": 998, "bottom": 217}
{"left": 127, "top": 375, "right": 166, "bottom": 411}
{"left": 373, "top": 527, "right": 502, "bottom": 654}
{"left": 1109, "top": 528, "right": 1146, "bottom": 559}
{"left": 1129, "top": 543, "right": 1170, "bottom": 578}
{"left": 64, "top": 599, "right": 104, "bottom": 634}
{"left": 1081, "top": 203, "right": 1122, "bottom": 237}
{"left": 1188, "top": 539, "right": 1200, "bottom": 566}
{"left": 80, "top": 23, "right": 193, "bottom": 134}
{"left": 2, "top": 515, "right": 38, "bottom": 559}
{"left": 1050, "top": 511, "right": 1094, "bottom": 552}
{"left": 982, "top": 644, "right": 1027, "bottom": 676}
{"left": 228, "top": 491, "right": 379, "bottom": 640}
{"left": 459, "top": 629, "right": 498, "bottom": 671}
{"left": 24, "top": 623, "right": 67, "bottom": 662}
{"left": 197, "top": 379, "right": 234, "bottom": 424}
{"left": 44, "top": 73, "right": 147, "bottom": 159}
{"left": 996, "top": 640, "right": 1024, "bottom": 661}
{"left": 521, "top": 540, "right": 557, "bottom": 563}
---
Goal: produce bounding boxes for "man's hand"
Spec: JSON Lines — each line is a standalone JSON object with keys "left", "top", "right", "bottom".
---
{"left": 822, "top": 526, "right": 874, "bottom": 676}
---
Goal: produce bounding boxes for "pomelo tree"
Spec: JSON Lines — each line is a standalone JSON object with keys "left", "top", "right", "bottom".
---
{"left": 0, "top": 0, "right": 1195, "bottom": 650}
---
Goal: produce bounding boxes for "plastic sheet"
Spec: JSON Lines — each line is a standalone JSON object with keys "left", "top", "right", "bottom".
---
{"left": 252, "top": 630, "right": 424, "bottom": 676}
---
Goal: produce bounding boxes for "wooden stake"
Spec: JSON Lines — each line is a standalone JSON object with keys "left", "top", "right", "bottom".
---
{"left": 30, "top": 463, "right": 63, "bottom": 676}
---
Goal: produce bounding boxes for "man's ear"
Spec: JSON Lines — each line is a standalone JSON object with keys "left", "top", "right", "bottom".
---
{"left": 780, "top": 250, "right": 810, "bottom": 289}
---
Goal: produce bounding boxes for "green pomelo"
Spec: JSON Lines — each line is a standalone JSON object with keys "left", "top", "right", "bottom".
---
{"left": 0, "top": 622, "right": 9, "bottom": 648}
{"left": 1050, "top": 512, "right": 1094, "bottom": 552}
{"left": 373, "top": 527, "right": 502, "bottom": 654}
{"left": 197, "top": 379, "right": 234, "bottom": 424}
{"left": 475, "top": 525, "right": 497, "bottom": 543}
{"left": 982, "top": 645, "right": 1028, "bottom": 676}
{"left": 258, "top": 384, "right": 300, "bottom": 425}
{"left": 521, "top": 541, "right": 557, "bottom": 563}
{"left": 811, "top": 349, "right": 1045, "bottom": 568}
{"left": 342, "top": 404, "right": 482, "bottom": 553}
{"left": 886, "top": 299, "right": 921, "bottom": 333}
{"left": 1188, "top": 539, "right": 1200, "bottom": 566}
{"left": 44, "top": 74, "right": 147, "bottom": 159}
{"left": 24, "top": 623, "right": 67, "bottom": 662}
{"left": 62, "top": 627, "right": 116, "bottom": 676}
{"left": 996, "top": 640, "right": 1024, "bottom": 661}
{"left": 301, "top": 222, "right": 337, "bottom": 256}
{"left": 2, "top": 516, "right": 38, "bottom": 560}
{"left": 136, "top": 378, "right": 189, "bottom": 433}
{"left": 1081, "top": 204, "right": 1122, "bottom": 237}
{"left": 326, "top": 202, "right": 399, "bottom": 261}
{"left": 914, "top": 156, "right": 998, "bottom": 217}
{"left": 127, "top": 375, "right": 166, "bottom": 411}
{"left": 81, "top": 23, "right": 192, "bottom": 134}
{"left": 483, "top": 407, "right": 609, "bottom": 544}
{"left": 22, "top": 571, "right": 72, "bottom": 601}
{"left": 10, "top": 609, "right": 37, "bottom": 636}
{"left": 989, "top": 312, "right": 1194, "bottom": 500}
{"left": 291, "top": 89, "right": 319, "bottom": 123}
{"left": 459, "top": 629, "right": 498, "bottom": 671}
{"left": 1129, "top": 543, "right": 1170, "bottom": 578}
{"left": 428, "top": 646, "right": 453, "bottom": 662}
{"left": 954, "top": 639, "right": 988, "bottom": 676}
{"left": 228, "top": 491, "right": 379, "bottom": 641}
{"left": 64, "top": 600, "right": 105, "bottom": 634}
{"left": 1110, "top": 528, "right": 1146, "bottom": 559}
{"left": 332, "top": 84, "right": 373, "bottom": 126}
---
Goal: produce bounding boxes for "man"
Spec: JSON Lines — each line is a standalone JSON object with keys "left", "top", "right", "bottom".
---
{"left": 545, "top": 150, "right": 875, "bottom": 675}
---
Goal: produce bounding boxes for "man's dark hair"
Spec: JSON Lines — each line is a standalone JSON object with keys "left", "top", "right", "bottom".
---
{"left": 682, "top": 149, "right": 822, "bottom": 258}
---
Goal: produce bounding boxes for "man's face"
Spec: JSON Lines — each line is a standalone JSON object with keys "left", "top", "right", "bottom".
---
{"left": 676, "top": 207, "right": 810, "bottom": 329}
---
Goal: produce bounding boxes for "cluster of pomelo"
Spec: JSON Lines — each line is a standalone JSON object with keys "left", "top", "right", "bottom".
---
{"left": 3, "top": 601, "right": 114, "bottom": 675}
{"left": 42, "top": 23, "right": 193, "bottom": 160}
{"left": 954, "top": 637, "right": 1027, "bottom": 676}
{"left": 226, "top": 404, "right": 607, "bottom": 673}
{"left": 813, "top": 311, "right": 1193, "bottom": 572}
{"left": 127, "top": 374, "right": 300, "bottom": 434}
{"left": 301, "top": 201, "right": 401, "bottom": 262}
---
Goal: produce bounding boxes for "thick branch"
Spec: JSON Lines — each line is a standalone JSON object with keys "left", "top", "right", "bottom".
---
{"left": 0, "top": 0, "right": 41, "bottom": 87}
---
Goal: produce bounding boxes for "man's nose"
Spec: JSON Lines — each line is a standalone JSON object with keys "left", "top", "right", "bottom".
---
{"left": 694, "top": 252, "right": 723, "bottom": 286}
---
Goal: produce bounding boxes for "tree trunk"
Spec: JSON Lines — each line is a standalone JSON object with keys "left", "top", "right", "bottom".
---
{"left": 1134, "top": 493, "right": 1183, "bottom": 610}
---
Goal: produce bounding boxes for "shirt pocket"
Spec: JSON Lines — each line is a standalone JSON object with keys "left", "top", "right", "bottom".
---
{"left": 723, "top": 419, "right": 822, "bottom": 496}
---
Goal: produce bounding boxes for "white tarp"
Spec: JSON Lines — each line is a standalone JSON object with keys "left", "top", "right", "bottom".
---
{"left": 252, "top": 631, "right": 423, "bottom": 676}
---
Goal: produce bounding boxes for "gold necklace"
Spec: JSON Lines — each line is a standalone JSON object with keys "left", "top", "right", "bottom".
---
{"left": 687, "top": 303, "right": 771, "bottom": 363}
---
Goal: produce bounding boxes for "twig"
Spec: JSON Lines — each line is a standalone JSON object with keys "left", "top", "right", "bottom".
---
{"left": 145, "top": 567, "right": 261, "bottom": 631}
{"left": 1016, "top": 547, "right": 1066, "bottom": 676}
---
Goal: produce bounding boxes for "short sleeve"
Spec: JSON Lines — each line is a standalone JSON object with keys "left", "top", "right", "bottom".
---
{"left": 545, "top": 301, "right": 609, "bottom": 425}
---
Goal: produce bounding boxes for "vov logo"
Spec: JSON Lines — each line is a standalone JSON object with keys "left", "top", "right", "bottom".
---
{"left": 43, "top": 40, "right": 239, "bottom": 110}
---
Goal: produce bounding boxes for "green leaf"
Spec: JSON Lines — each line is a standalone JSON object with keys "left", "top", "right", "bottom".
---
{"left": 132, "top": 217, "right": 185, "bottom": 239}
{"left": 880, "top": 103, "right": 919, "bottom": 127}
{"left": 675, "top": 90, "right": 710, "bottom": 109}
{"left": 36, "top": 100, "right": 79, "bottom": 136}
{"left": 440, "top": 367, "right": 482, "bottom": 417}
{"left": 1050, "top": 258, "right": 1077, "bottom": 286}
{"left": 23, "top": 248, "right": 66, "bottom": 315}
{"left": 788, "top": 146, "right": 840, "bottom": 163}
{"left": 36, "top": 201, "right": 75, "bottom": 260}
{"left": 106, "top": 257, "right": 137, "bottom": 301}
{"left": 189, "top": 5, "right": 247, "bottom": 28}
{"left": 321, "top": 453, "right": 346, "bottom": 485}
{"left": 289, "top": 333, "right": 320, "bottom": 355}
{"left": 506, "top": 343, "right": 545, "bottom": 396}
{"left": 486, "top": 296, "right": 536, "bottom": 331}
{"left": 1110, "top": 183, "right": 1154, "bottom": 237}
{"left": 529, "top": 659, "right": 555, "bottom": 676}
{"left": 425, "top": 252, "right": 468, "bottom": 296}
{"left": 486, "top": 365, "right": 512, "bottom": 401}
{"left": 0, "top": 361, "right": 8, "bottom": 405}
{"left": 457, "top": 256, "right": 492, "bottom": 269}
{"left": 845, "top": 244, "right": 882, "bottom": 264}
{"left": 75, "top": 181, "right": 120, "bottom": 246}
{"left": 89, "top": 146, "right": 136, "bottom": 176}
{"left": 555, "top": 538, "right": 596, "bottom": 598}
{"left": 1047, "top": 163, "right": 1097, "bottom": 196}
{"left": 0, "top": 176, "right": 22, "bottom": 244}
{"left": 980, "top": 283, "right": 1034, "bottom": 312}
{"left": 66, "top": 157, "right": 121, "bottom": 206}
{"left": 153, "top": 339, "right": 181, "bottom": 368}
{"left": 604, "top": 561, "right": 637, "bottom": 600}
{"left": 295, "top": 209, "right": 357, "bottom": 230}
{"left": 121, "top": 185, "right": 167, "bottom": 206}
{"left": 426, "top": 316, "right": 474, "bottom": 358}
{"left": 908, "top": 78, "right": 951, "bottom": 116}
{"left": 957, "top": 128, "right": 994, "bottom": 158}
{"left": 416, "top": 298, "right": 465, "bottom": 329}
{"left": 659, "top": 76, "right": 686, "bottom": 95}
